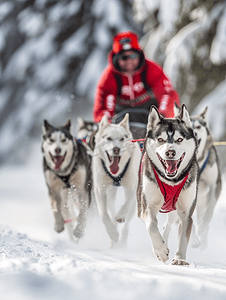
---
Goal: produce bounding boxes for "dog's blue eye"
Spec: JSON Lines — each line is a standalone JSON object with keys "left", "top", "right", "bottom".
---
{"left": 61, "top": 139, "right": 66, "bottom": 143}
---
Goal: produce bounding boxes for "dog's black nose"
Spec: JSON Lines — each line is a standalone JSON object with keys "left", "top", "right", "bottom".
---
{"left": 55, "top": 148, "right": 61, "bottom": 155}
{"left": 113, "top": 147, "right": 120, "bottom": 155}
{"left": 166, "top": 149, "right": 176, "bottom": 158}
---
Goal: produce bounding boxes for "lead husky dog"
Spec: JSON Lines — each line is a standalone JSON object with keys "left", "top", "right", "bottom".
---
{"left": 189, "top": 107, "right": 222, "bottom": 249}
{"left": 137, "top": 105, "right": 199, "bottom": 265}
{"left": 92, "top": 114, "right": 140, "bottom": 247}
{"left": 42, "top": 119, "right": 91, "bottom": 242}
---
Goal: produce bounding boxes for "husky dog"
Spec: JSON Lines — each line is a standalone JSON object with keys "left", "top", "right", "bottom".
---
{"left": 92, "top": 114, "right": 140, "bottom": 247}
{"left": 137, "top": 105, "right": 199, "bottom": 265}
{"left": 189, "top": 107, "right": 222, "bottom": 249}
{"left": 42, "top": 119, "right": 91, "bottom": 242}
{"left": 77, "top": 117, "right": 98, "bottom": 150}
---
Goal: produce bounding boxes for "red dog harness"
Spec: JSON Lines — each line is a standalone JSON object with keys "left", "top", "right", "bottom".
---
{"left": 152, "top": 167, "right": 189, "bottom": 213}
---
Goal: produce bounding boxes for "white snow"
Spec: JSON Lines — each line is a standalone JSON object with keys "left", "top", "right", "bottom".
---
{"left": 63, "top": 24, "right": 90, "bottom": 57}
{"left": 210, "top": 5, "right": 226, "bottom": 65}
{"left": 192, "top": 80, "right": 226, "bottom": 141}
{"left": 18, "top": 9, "right": 45, "bottom": 38}
{"left": 1, "top": 146, "right": 226, "bottom": 299}
{"left": 0, "top": 2, "right": 13, "bottom": 22}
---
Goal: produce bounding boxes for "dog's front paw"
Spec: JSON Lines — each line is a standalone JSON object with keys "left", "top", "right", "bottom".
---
{"left": 115, "top": 216, "right": 125, "bottom": 223}
{"left": 54, "top": 221, "right": 64, "bottom": 233}
{"left": 73, "top": 225, "right": 85, "bottom": 239}
{"left": 115, "top": 211, "right": 126, "bottom": 223}
{"left": 171, "top": 259, "right": 189, "bottom": 265}
{"left": 154, "top": 243, "right": 169, "bottom": 263}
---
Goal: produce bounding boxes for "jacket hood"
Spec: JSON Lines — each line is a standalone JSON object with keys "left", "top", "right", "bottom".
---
{"left": 112, "top": 31, "right": 141, "bottom": 54}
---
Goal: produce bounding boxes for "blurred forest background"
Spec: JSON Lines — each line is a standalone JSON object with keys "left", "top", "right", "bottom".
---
{"left": 0, "top": 0, "right": 225, "bottom": 165}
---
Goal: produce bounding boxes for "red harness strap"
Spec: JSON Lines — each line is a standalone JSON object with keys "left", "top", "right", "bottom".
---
{"left": 152, "top": 167, "right": 189, "bottom": 213}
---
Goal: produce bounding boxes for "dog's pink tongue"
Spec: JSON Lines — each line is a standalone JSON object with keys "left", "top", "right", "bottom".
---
{"left": 166, "top": 160, "right": 178, "bottom": 174}
{"left": 53, "top": 156, "right": 64, "bottom": 171}
{"left": 110, "top": 156, "right": 120, "bottom": 174}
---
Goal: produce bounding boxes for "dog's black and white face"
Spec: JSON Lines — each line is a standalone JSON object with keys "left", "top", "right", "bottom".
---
{"left": 77, "top": 117, "right": 98, "bottom": 140}
{"left": 146, "top": 105, "right": 197, "bottom": 180}
{"left": 190, "top": 107, "right": 212, "bottom": 160}
{"left": 42, "top": 120, "right": 75, "bottom": 172}
{"left": 95, "top": 114, "right": 133, "bottom": 175}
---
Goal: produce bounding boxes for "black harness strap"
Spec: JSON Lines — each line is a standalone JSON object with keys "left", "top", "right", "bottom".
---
{"left": 101, "top": 159, "right": 131, "bottom": 187}
{"left": 114, "top": 73, "right": 123, "bottom": 96}
{"left": 56, "top": 174, "right": 72, "bottom": 189}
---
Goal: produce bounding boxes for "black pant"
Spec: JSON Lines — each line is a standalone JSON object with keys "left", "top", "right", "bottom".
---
{"left": 112, "top": 101, "right": 158, "bottom": 139}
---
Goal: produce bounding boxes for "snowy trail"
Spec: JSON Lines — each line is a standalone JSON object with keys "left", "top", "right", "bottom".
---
{"left": 1, "top": 149, "right": 226, "bottom": 300}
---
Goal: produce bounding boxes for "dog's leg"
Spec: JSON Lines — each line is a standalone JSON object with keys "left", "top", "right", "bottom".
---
{"left": 115, "top": 186, "right": 135, "bottom": 224}
{"left": 116, "top": 186, "right": 136, "bottom": 247}
{"left": 197, "top": 185, "right": 218, "bottom": 250}
{"left": 107, "top": 187, "right": 117, "bottom": 224}
{"left": 146, "top": 207, "right": 169, "bottom": 263}
{"left": 190, "top": 223, "right": 201, "bottom": 248}
{"left": 73, "top": 190, "right": 89, "bottom": 239}
{"left": 162, "top": 211, "right": 178, "bottom": 247}
{"left": 60, "top": 188, "right": 79, "bottom": 242}
{"left": 95, "top": 186, "right": 119, "bottom": 244}
{"left": 49, "top": 193, "right": 65, "bottom": 233}
{"left": 119, "top": 201, "right": 136, "bottom": 247}
{"left": 172, "top": 208, "right": 193, "bottom": 265}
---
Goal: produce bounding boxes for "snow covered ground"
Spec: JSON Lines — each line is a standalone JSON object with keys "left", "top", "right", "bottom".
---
{"left": 1, "top": 144, "right": 226, "bottom": 300}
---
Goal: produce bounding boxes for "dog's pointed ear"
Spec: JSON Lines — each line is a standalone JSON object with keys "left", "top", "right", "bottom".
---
{"left": 199, "top": 106, "right": 208, "bottom": 121}
{"left": 43, "top": 120, "right": 53, "bottom": 134}
{"left": 147, "top": 106, "right": 162, "bottom": 132}
{"left": 180, "top": 104, "right": 192, "bottom": 128}
{"left": 174, "top": 102, "right": 181, "bottom": 118}
{"left": 63, "top": 119, "right": 71, "bottom": 132}
{"left": 98, "top": 115, "right": 110, "bottom": 134}
{"left": 119, "top": 113, "right": 130, "bottom": 131}
{"left": 77, "top": 116, "right": 85, "bottom": 129}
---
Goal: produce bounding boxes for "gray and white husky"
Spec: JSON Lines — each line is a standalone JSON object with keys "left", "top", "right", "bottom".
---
{"left": 42, "top": 119, "right": 91, "bottom": 242}
{"left": 137, "top": 105, "right": 199, "bottom": 265}
{"left": 190, "top": 107, "right": 222, "bottom": 250}
{"left": 77, "top": 117, "right": 98, "bottom": 150}
{"left": 92, "top": 114, "right": 140, "bottom": 247}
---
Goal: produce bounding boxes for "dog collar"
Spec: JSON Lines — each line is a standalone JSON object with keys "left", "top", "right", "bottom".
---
{"left": 101, "top": 159, "right": 130, "bottom": 187}
{"left": 152, "top": 167, "right": 189, "bottom": 213}
{"left": 199, "top": 150, "right": 210, "bottom": 175}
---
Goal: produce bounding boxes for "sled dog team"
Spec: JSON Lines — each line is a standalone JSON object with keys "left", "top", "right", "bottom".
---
{"left": 42, "top": 105, "right": 221, "bottom": 265}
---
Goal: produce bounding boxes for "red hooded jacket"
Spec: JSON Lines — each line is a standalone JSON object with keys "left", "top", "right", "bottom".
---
{"left": 93, "top": 32, "right": 179, "bottom": 123}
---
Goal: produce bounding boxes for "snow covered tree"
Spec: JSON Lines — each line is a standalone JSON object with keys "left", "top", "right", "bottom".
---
{"left": 0, "top": 0, "right": 141, "bottom": 164}
{"left": 133, "top": 0, "right": 226, "bottom": 139}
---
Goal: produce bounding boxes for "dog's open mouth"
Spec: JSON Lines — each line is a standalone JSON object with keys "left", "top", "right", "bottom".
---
{"left": 106, "top": 152, "right": 121, "bottom": 175}
{"left": 50, "top": 152, "right": 66, "bottom": 171}
{"left": 157, "top": 152, "right": 185, "bottom": 177}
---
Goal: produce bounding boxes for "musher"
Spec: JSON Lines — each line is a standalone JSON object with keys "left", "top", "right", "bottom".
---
{"left": 93, "top": 31, "right": 180, "bottom": 138}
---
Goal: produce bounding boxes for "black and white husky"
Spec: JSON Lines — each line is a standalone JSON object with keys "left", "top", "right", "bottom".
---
{"left": 137, "top": 105, "right": 199, "bottom": 265}
{"left": 42, "top": 119, "right": 91, "bottom": 242}
{"left": 190, "top": 107, "right": 222, "bottom": 250}
{"left": 92, "top": 114, "right": 140, "bottom": 247}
